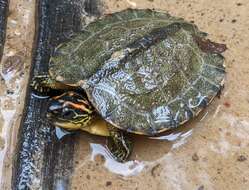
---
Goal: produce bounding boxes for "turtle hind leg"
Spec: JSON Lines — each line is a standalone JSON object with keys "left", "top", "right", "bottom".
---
{"left": 30, "top": 74, "right": 76, "bottom": 96}
{"left": 107, "top": 125, "right": 133, "bottom": 162}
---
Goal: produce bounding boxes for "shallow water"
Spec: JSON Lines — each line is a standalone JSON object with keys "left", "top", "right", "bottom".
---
{"left": 0, "top": 0, "right": 249, "bottom": 189}
{"left": 71, "top": 1, "right": 249, "bottom": 190}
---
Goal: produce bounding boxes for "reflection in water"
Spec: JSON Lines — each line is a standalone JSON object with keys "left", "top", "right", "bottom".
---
{"left": 90, "top": 143, "right": 145, "bottom": 176}
{"left": 55, "top": 127, "right": 74, "bottom": 140}
{"left": 1, "top": 70, "right": 14, "bottom": 82}
{"left": 150, "top": 131, "right": 185, "bottom": 141}
{"left": 89, "top": 126, "right": 194, "bottom": 176}
{"left": 0, "top": 76, "right": 22, "bottom": 185}
{"left": 200, "top": 111, "right": 209, "bottom": 121}
{"left": 150, "top": 129, "right": 193, "bottom": 149}
{"left": 172, "top": 130, "right": 193, "bottom": 149}
{"left": 0, "top": 109, "right": 15, "bottom": 182}
{"left": 126, "top": 0, "right": 136, "bottom": 7}
{"left": 31, "top": 92, "right": 50, "bottom": 99}
{"left": 55, "top": 179, "right": 67, "bottom": 190}
{"left": 212, "top": 105, "right": 221, "bottom": 118}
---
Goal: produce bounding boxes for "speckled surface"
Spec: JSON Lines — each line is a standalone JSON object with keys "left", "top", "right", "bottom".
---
{"left": 70, "top": 1, "right": 249, "bottom": 190}
{"left": 0, "top": 0, "right": 8, "bottom": 60}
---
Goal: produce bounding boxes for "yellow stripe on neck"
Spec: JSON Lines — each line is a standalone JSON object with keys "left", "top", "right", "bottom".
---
{"left": 82, "top": 118, "right": 110, "bottom": 137}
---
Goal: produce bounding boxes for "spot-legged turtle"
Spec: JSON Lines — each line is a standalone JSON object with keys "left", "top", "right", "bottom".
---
{"left": 31, "top": 9, "right": 226, "bottom": 162}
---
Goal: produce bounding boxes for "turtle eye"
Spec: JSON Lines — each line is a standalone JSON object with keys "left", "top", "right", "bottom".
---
{"left": 62, "top": 108, "right": 75, "bottom": 119}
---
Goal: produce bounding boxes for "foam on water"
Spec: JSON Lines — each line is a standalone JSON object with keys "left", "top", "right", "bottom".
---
{"left": 90, "top": 143, "right": 145, "bottom": 176}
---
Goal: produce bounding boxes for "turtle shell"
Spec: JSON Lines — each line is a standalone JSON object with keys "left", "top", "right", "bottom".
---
{"left": 49, "top": 9, "right": 226, "bottom": 135}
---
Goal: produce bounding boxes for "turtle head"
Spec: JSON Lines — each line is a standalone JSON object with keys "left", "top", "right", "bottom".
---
{"left": 47, "top": 91, "right": 94, "bottom": 130}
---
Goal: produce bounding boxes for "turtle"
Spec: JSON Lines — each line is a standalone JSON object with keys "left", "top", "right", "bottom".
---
{"left": 31, "top": 9, "right": 227, "bottom": 162}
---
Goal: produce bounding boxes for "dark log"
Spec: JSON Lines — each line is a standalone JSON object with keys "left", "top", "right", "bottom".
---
{"left": 0, "top": 0, "right": 8, "bottom": 61}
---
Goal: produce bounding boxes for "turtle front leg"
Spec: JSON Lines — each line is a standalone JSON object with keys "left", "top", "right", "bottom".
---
{"left": 30, "top": 74, "right": 76, "bottom": 95}
{"left": 107, "top": 124, "right": 133, "bottom": 162}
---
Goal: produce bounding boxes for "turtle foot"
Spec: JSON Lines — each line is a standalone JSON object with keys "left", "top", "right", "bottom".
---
{"left": 30, "top": 75, "right": 53, "bottom": 96}
{"left": 107, "top": 126, "right": 133, "bottom": 162}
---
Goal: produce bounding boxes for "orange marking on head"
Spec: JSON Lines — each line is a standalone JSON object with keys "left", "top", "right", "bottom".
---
{"left": 53, "top": 93, "right": 66, "bottom": 100}
{"left": 64, "top": 101, "right": 92, "bottom": 114}
{"left": 78, "top": 99, "right": 90, "bottom": 106}
{"left": 69, "top": 92, "right": 75, "bottom": 96}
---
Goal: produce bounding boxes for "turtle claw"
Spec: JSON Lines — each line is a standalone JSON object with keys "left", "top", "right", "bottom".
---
{"left": 30, "top": 75, "right": 54, "bottom": 96}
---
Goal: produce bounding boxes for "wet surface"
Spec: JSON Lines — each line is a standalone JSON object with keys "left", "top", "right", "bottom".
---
{"left": 71, "top": 1, "right": 249, "bottom": 190}
{"left": 0, "top": 0, "right": 248, "bottom": 190}
{"left": 12, "top": 0, "right": 101, "bottom": 189}
{"left": 0, "top": 0, "right": 36, "bottom": 189}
